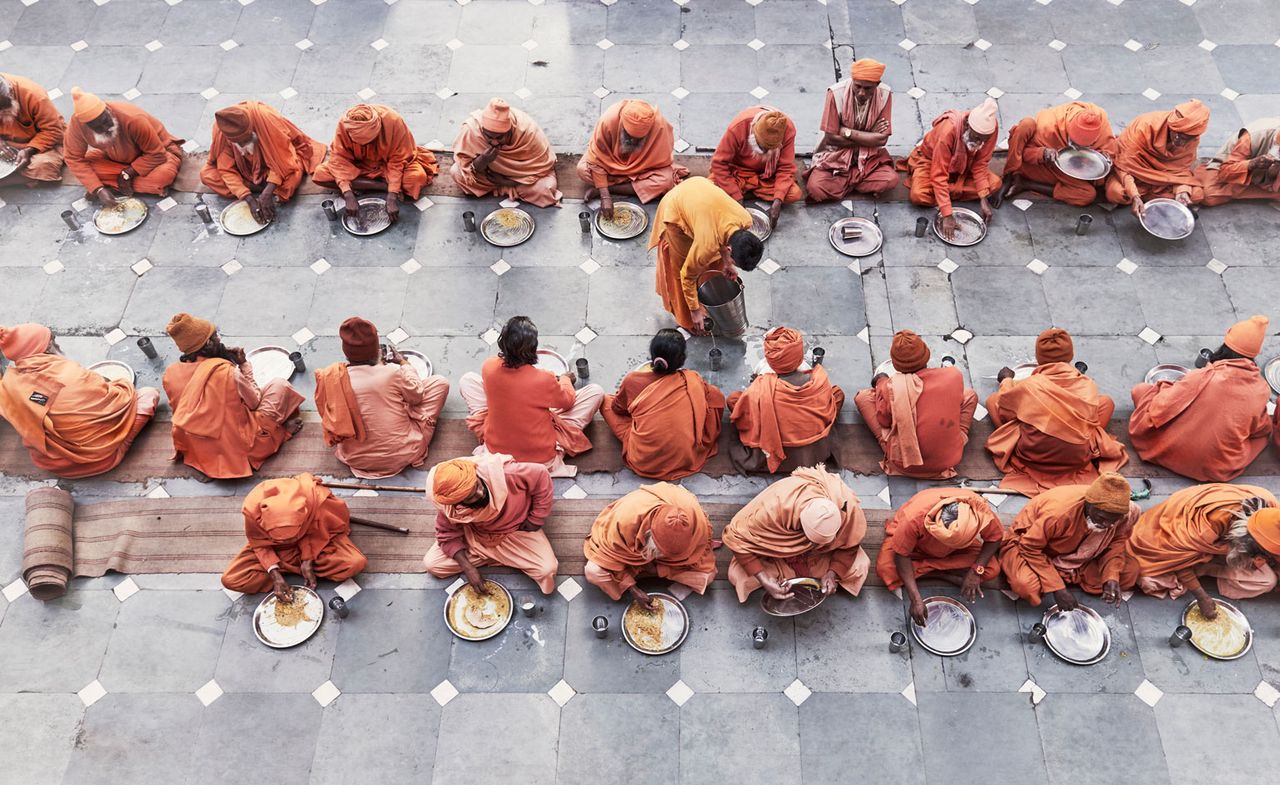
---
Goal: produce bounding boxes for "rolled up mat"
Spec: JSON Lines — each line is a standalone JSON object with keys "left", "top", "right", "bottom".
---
{"left": 22, "top": 487, "right": 74, "bottom": 601}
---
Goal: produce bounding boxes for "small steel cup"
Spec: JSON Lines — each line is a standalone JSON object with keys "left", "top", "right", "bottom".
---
{"left": 462, "top": 210, "right": 477, "bottom": 232}
{"left": 322, "top": 200, "right": 339, "bottom": 221}
{"left": 940, "top": 355, "right": 956, "bottom": 367}
{"left": 194, "top": 201, "right": 214, "bottom": 226}
{"left": 1074, "top": 361, "right": 1089, "bottom": 374}
{"left": 289, "top": 351, "right": 306, "bottom": 374}
{"left": 575, "top": 358, "right": 590, "bottom": 380}
{"left": 708, "top": 347, "right": 723, "bottom": 371}
{"left": 915, "top": 216, "right": 929, "bottom": 237}
{"left": 811, "top": 346, "right": 825, "bottom": 366}
{"left": 752, "top": 626, "right": 769, "bottom": 649}
{"left": 578, "top": 210, "right": 592, "bottom": 233}
{"left": 889, "top": 631, "right": 908, "bottom": 653}
{"left": 592, "top": 615, "right": 609, "bottom": 638}
{"left": 1075, "top": 214, "right": 1093, "bottom": 236}
{"left": 1027, "top": 622, "right": 1047, "bottom": 644}
{"left": 519, "top": 596, "right": 537, "bottom": 617}
{"left": 136, "top": 337, "right": 158, "bottom": 359}
{"left": 328, "top": 596, "right": 350, "bottom": 619}
{"left": 1195, "top": 348, "right": 1212, "bottom": 369}
{"left": 61, "top": 209, "right": 80, "bottom": 230}
{"left": 1170, "top": 625, "right": 1192, "bottom": 648}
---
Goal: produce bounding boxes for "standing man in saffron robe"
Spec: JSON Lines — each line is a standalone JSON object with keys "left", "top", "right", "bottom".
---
{"left": 710, "top": 106, "right": 800, "bottom": 227}
{"left": 0, "top": 324, "right": 159, "bottom": 479}
{"left": 985, "top": 328, "right": 1127, "bottom": 496}
{"left": 855, "top": 330, "right": 978, "bottom": 479}
{"left": 1195, "top": 117, "right": 1280, "bottom": 206}
{"left": 64, "top": 87, "right": 182, "bottom": 205}
{"left": 221, "top": 473, "right": 368, "bottom": 599}
{"left": 996, "top": 101, "right": 1117, "bottom": 207}
{"left": 312, "top": 104, "right": 437, "bottom": 224}
{"left": 648, "top": 176, "right": 763, "bottom": 333}
{"left": 723, "top": 465, "right": 869, "bottom": 602}
{"left": 1105, "top": 99, "right": 1210, "bottom": 215}
{"left": 805, "top": 58, "right": 899, "bottom": 202}
{"left": 905, "top": 98, "right": 1001, "bottom": 241}
{"left": 199, "top": 101, "right": 326, "bottom": 223}
{"left": 163, "top": 313, "right": 304, "bottom": 480}
{"left": 1129, "top": 316, "right": 1272, "bottom": 482}
{"left": 728, "top": 326, "right": 843, "bottom": 473}
{"left": 451, "top": 98, "right": 561, "bottom": 207}
{"left": 579, "top": 99, "right": 687, "bottom": 214}
{"left": 0, "top": 73, "right": 65, "bottom": 184}
{"left": 999, "top": 473, "right": 1139, "bottom": 609}
{"left": 423, "top": 456, "right": 559, "bottom": 595}
{"left": 583, "top": 483, "right": 717, "bottom": 603}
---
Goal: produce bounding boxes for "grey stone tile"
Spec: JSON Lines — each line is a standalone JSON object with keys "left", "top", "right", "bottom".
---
{"left": 371, "top": 44, "right": 451, "bottom": 95}
{"left": 1126, "top": 592, "right": 1262, "bottom": 693}
{"left": 682, "top": 1, "right": 756, "bottom": 45}
{"left": 0, "top": 694, "right": 82, "bottom": 785}
{"left": 515, "top": 93, "right": 598, "bottom": 150}
{"left": 215, "top": 266, "right": 316, "bottom": 335}
{"left": 1137, "top": 45, "right": 1225, "bottom": 95}
{"left": 226, "top": 198, "right": 332, "bottom": 268}
{"left": 190, "top": 694, "right": 322, "bottom": 785}
{"left": 841, "top": 0, "right": 905, "bottom": 43}
{"left": 796, "top": 587, "right": 916, "bottom": 692}
{"left": 330, "top": 589, "right": 452, "bottom": 693}
{"left": 971, "top": 0, "right": 1055, "bottom": 44}
{"left": 1195, "top": 0, "right": 1280, "bottom": 45}
{"left": 917, "top": 692, "right": 1048, "bottom": 785}
{"left": 680, "top": 46, "right": 759, "bottom": 94}
{"left": 61, "top": 47, "right": 145, "bottom": 96}
{"left": 383, "top": 0, "right": 462, "bottom": 46}
{"left": 1024, "top": 203, "right": 1126, "bottom": 268}
{"left": 680, "top": 694, "right": 802, "bottom": 785}
{"left": 951, "top": 265, "right": 1051, "bottom": 336}
{"left": 910, "top": 587, "right": 1031, "bottom": 693}
{"left": 602, "top": 44, "right": 676, "bottom": 93}
{"left": 910, "top": 45, "right": 992, "bottom": 94}
{"left": 986, "top": 45, "right": 1070, "bottom": 94}
{"left": 885, "top": 266, "right": 960, "bottom": 335}
{"left": 403, "top": 267, "right": 499, "bottom": 337}
{"left": 496, "top": 266, "right": 589, "bottom": 335}
{"left": 902, "top": 0, "right": 978, "bottom": 45}
{"left": 528, "top": 43, "right": 606, "bottom": 95}
{"left": 57, "top": 215, "right": 164, "bottom": 269}
{"left": 561, "top": 583, "right": 682, "bottom": 694}
{"left": 1131, "top": 267, "right": 1237, "bottom": 337}
{"left": 292, "top": 45, "right": 379, "bottom": 96}
{"left": 1212, "top": 44, "right": 1280, "bottom": 96}
{"left": 874, "top": 201, "right": 953, "bottom": 267}
{"left": 62, "top": 694, "right": 202, "bottom": 785}
{"left": 133, "top": 92, "right": 210, "bottom": 144}
{"left": 310, "top": 694, "right": 441, "bottom": 785}
{"left": 1200, "top": 203, "right": 1280, "bottom": 267}
{"left": 765, "top": 201, "right": 874, "bottom": 268}
{"left": 137, "top": 45, "right": 224, "bottom": 95}
{"left": 1061, "top": 46, "right": 1149, "bottom": 95}
{"left": 445, "top": 577, "right": 568, "bottom": 693}
{"left": 677, "top": 91, "right": 753, "bottom": 150}
{"left": 771, "top": 266, "right": 867, "bottom": 335}
{"left": 800, "top": 693, "right": 925, "bottom": 785}
{"left": 0, "top": 204, "right": 64, "bottom": 268}
{"left": 309, "top": 268, "right": 408, "bottom": 337}
{"left": 412, "top": 202, "right": 509, "bottom": 269}
{"left": 760, "top": 91, "right": 827, "bottom": 155}
{"left": 1066, "top": 336, "right": 1157, "bottom": 413}
{"left": 433, "top": 694, "right": 559, "bottom": 785}
{"left": 1017, "top": 598, "right": 1147, "bottom": 693}
{"left": 1112, "top": 214, "right": 1215, "bottom": 268}
{"left": 233, "top": 0, "right": 315, "bottom": 45}
{"left": 1040, "top": 266, "right": 1147, "bottom": 336}
{"left": 0, "top": 46, "right": 75, "bottom": 91}
{"left": 121, "top": 267, "right": 228, "bottom": 335}
{"left": 447, "top": 44, "right": 529, "bottom": 94}
{"left": 85, "top": 0, "right": 171, "bottom": 45}
{"left": 456, "top": 0, "right": 536, "bottom": 45}
{"left": 159, "top": 0, "right": 243, "bottom": 45}
{"left": 214, "top": 45, "right": 301, "bottom": 94}
{"left": 11, "top": 0, "right": 94, "bottom": 46}
{"left": 606, "top": 0, "right": 681, "bottom": 46}
{"left": 1038, "top": 694, "right": 1172, "bottom": 785}
{"left": 501, "top": 203, "right": 595, "bottom": 266}
{"left": 678, "top": 586, "right": 797, "bottom": 693}
{"left": 1119, "top": 0, "right": 1205, "bottom": 45}
{"left": 1222, "top": 268, "right": 1280, "bottom": 329}
{"left": 557, "top": 694, "right": 679, "bottom": 785}
{"left": 1245, "top": 594, "right": 1280, "bottom": 685}
{"left": 1156, "top": 694, "right": 1280, "bottom": 785}
{"left": 275, "top": 91, "right": 354, "bottom": 145}
{"left": 30, "top": 266, "right": 137, "bottom": 333}
{"left": 586, "top": 266, "right": 672, "bottom": 336}
{"left": 98, "top": 590, "right": 229, "bottom": 693}
{"left": 308, "top": 0, "right": 389, "bottom": 45}
{"left": 214, "top": 594, "right": 339, "bottom": 692}
{"left": 533, "top": 0, "right": 608, "bottom": 46}
{"left": 1047, "top": 0, "right": 1131, "bottom": 45}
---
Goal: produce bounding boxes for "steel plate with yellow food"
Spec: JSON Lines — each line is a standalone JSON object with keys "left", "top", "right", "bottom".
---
{"left": 252, "top": 586, "right": 325, "bottom": 649}
{"left": 621, "top": 591, "right": 689, "bottom": 656}
{"left": 1182, "top": 598, "right": 1252, "bottom": 660}
{"left": 444, "top": 580, "right": 513, "bottom": 641}
{"left": 93, "top": 196, "right": 149, "bottom": 235}
{"left": 88, "top": 360, "right": 136, "bottom": 385}
{"left": 219, "top": 198, "right": 271, "bottom": 237}
{"left": 593, "top": 201, "right": 648, "bottom": 240}
{"left": 480, "top": 206, "right": 536, "bottom": 247}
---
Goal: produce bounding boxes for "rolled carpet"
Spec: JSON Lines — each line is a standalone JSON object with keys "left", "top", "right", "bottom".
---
{"left": 22, "top": 487, "right": 74, "bottom": 600}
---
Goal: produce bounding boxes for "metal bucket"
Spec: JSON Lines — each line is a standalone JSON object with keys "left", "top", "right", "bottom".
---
{"left": 696, "top": 271, "right": 748, "bottom": 337}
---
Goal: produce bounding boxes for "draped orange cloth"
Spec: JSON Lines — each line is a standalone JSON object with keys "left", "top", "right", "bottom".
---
{"left": 985, "top": 363, "right": 1127, "bottom": 496}
{"left": 199, "top": 100, "right": 325, "bottom": 202}
{"left": 905, "top": 110, "right": 1001, "bottom": 216}
{"left": 710, "top": 106, "right": 801, "bottom": 202}
{"left": 1104, "top": 106, "right": 1206, "bottom": 205}
{"left": 807, "top": 81, "right": 899, "bottom": 201}
{"left": 577, "top": 99, "right": 687, "bottom": 203}
{"left": 64, "top": 100, "right": 182, "bottom": 195}
{"left": 726, "top": 366, "right": 843, "bottom": 473}
{"left": 450, "top": 104, "right": 560, "bottom": 206}
{"left": 312, "top": 104, "right": 436, "bottom": 198}
{"left": 999, "top": 485, "right": 1139, "bottom": 606}
{"left": 602, "top": 370, "right": 725, "bottom": 480}
{"left": 854, "top": 367, "right": 978, "bottom": 479}
{"left": 648, "top": 176, "right": 752, "bottom": 330}
{"left": 1004, "top": 102, "right": 1118, "bottom": 206}
{"left": 0, "top": 72, "right": 65, "bottom": 182}
{"left": 314, "top": 363, "right": 367, "bottom": 447}
{"left": 1195, "top": 120, "right": 1280, "bottom": 206}
{"left": 1128, "top": 360, "right": 1272, "bottom": 482}
{"left": 875, "top": 488, "right": 1003, "bottom": 590}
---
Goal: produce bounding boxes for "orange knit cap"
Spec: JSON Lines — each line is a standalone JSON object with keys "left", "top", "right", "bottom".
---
{"left": 890, "top": 330, "right": 930, "bottom": 373}
{"left": 1247, "top": 508, "right": 1280, "bottom": 556}
{"left": 71, "top": 87, "right": 106, "bottom": 123}
{"left": 432, "top": 459, "right": 479, "bottom": 505}
{"left": 1066, "top": 109, "right": 1104, "bottom": 148}
{"left": 752, "top": 111, "right": 789, "bottom": 150}
{"left": 1035, "top": 328, "right": 1074, "bottom": 365}
{"left": 1168, "top": 99, "right": 1210, "bottom": 136}
{"left": 0, "top": 323, "right": 52, "bottom": 361}
{"left": 967, "top": 97, "right": 998, "bottom": 136}
{"left": 480, "top": 98, "right": 513, "bottom": 133}
{"left": 764, "top": 326, "right": 805, "bottom": 374}
{"left": 800, "top": 499, "right": 841, "bottom": 545}
{"left": 257, "top": 480, "right": 308, "bottom": 543}
{"left": 849, "top": 58, "right": 886, "bottom": 83}
{"left": 166, "top": 313, "right": 217, "bottom": 355}
{"left": 620, "top": 100, "right": 657, "bottom": 137}
{"left": 1083, "top": 472, "right": 1131, "bottom": 514}
{"left": 1224, "top": 315, "right": 1269, "bottom": 359}
{"left": 214, "top": 105, "right": 253, "bottom": 141}
{"left": 650, "top": 506, "right": 696, "bottom": 555}
{"left": 342, "top": 104, "right": 383, "bottom": 144}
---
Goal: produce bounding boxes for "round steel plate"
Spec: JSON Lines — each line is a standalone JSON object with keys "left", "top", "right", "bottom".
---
{"left": 622, "top": 591, "right": 689, "bottom": 656}
{"left": 593, "top": 201, "right": 648, "bottom": 240}
{"left": 1181, "top": 598, "right": 1253, "bottom": 661}
{"left": 480, "top": 207, "right": 536, "bottom": 247}
{"left": 931, "top": 207, "right": 987, "bottom": 247}
{"left": 1041, "top": 604, "right": 1111, "bottom": 666}
{"left": 1144, "top": 364, "right": 1189, "bottom": 385}
{"left": 253, "top": 586, "right": 324, "bottom": 649}
{"left": 399, "top": 349, "right": 433, "bottom": 378}
{"left": 88, "top": 360, "right": 136, "bottom": 385}
{"left": 910, "top": 596, "right": 977, "bottom": 657}
{"left": 444, "top": 580, "right": 514, "bottom": 642}
{"left": 1012, "top": 363, "right": 1037, "bottom": 381}
{"left": 753, "top": 357, "right": 811, "bottom": 376}
{"left": 746, "top": 207, "right": 772, "bottom": 242}
{"left": 761, "top": 577, "right": 829, "bottom": 617}
{"left": 341, "top": 196, "right": 394, "bottom": 237}
{"left": 1139, "top": 198, "right": 1195, "bottom": 241}
{"left": 874, "top": 359, "right": 899, "bottom": 378}
{"left": 0, "top": 156, "right": 19, "bottom": 180}
{"left": 219, "top": 199, "right": 271, "bottom": 237}
{"left": 828, "top": 216, "right": 883, "bottom": 257}
{"left": 93, "top": 197, "right": 149, "bottom": 235}
{"left": 247, "top": 345, "right": 295, "bottom": 383}
{"left": 1054, "top": 148, "right": 1112, "bottom": 181}
{"left": 1264, "top": 356, "right": 1280, "bottom": 396}
{"left": 535, "top": 348, "right": 569, "bottom": 376}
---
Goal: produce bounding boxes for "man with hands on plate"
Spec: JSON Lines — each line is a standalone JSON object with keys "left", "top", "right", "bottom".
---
{"left": 1104, "top": 99, "right": 1209, "bottom": 219}
{"left": 904, "top": 97, "right": 1001, "bottom": 242}
{"left": 995, "top": 101, "right": 1117, "bottom": 208}
{"left": 64, "top": 87, "right": 183, "bottom": 207}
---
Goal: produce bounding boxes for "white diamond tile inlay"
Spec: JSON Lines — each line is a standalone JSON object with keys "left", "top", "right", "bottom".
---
{"left": 312, "top": 680, "right": 341, "bottom": 707}
{"left": 562, "top": 483, "right": 588, "bottom": 500}
{"left": 901, "top": 681, "right": 917, "bottom": 706}
{"left": 104, "top": 328, "right": 127, "bottom": 346}
{"left": 146, "top": 484, "right": 170, "bottom": 499}
{"left": 950, "top": 328, "right": 973, "bottom": 345}
{"left": 196, "top": 679, "right": 224, "bottom": 707}
{"left": 490, "top": 259, "right": 511, "bottom": 276}
{"left": 667, "top": 680, "right": 694, "bottom": 707}
{"left": 435, "top": 87, "right": 455, "bottom": 101}
{"left": 222, "top": 259, "right": 243, "bottom": 276}
{"left": 481, "top": 328, "right": 500, "bottom": 345}
{"left": 130, "top": 258, "right": 154, "bottom": 276}
{"left": 907, "top": 86, "right": 926, "bottom": 100}
{"left": 575, "top": 326, "right": 598, "bottom": 345}
{"left": 295, "top": 38, "right": 313, "bottom": 51}
{"left": 335, "top": 578, "right": 362, "bottom": 601}
{"left": 1138, "top": 327, "right": 1161, "bottom": 345}
{"left": 1134, "top": 679, "right": 1164, "bottom": 707}
{"left": 1117, "top": 258, "right": 1138, "bottom": 275}
{"left": 548, "top": 680, "right": 577, "bottom": 707}
{"left": 415, "top": 195, "right": 434, "bottom": 211}
{"left": 145, "top": 39, "right": 164, "bottom": 52}
{"left": 748, "top": 38, "right": 765, "bottom": 51}
{"left": 309, "top": 257, "right": 331, "bottom": 275}
{"left": 43, "top": 259, "right": 64, "bottom": 275}
{"left": 1049, "top": 39, "right": 1066, "bottom": 51}
{"left": 220, "top": 39, "right": 239, "bottom": 51}
{"left": 113, "top": 577, "right": 140, "bottom": 602}
{"left": 974, "top": 39, "right": 991, "bottom": 51}
{"left": 279, "top": 87, "right": 298, "bottom": 100}
{"left": 937, "top": 258, "right": 958, "bottom": 274}
{"left": 47, "top": 87, "right": 62, "bottom": 100}
{"left": 899, "top": 38, "right": 916, "bottom": 51}
{"left": 593, "top": 86, "right": 612, "bottom": 99}
{"left": 673, "top": 137, "right": 690, "bottom": 153}
{"left": 370, "top": 38, "right": 389, "bottom": 51}
{"left": 1142, "top": 88, "right": 1162, "bottom": 101}
{"left": 877, "top": 486, "right": 891, "bottom": 506}
{"left": 447, "top": 38, "right": 464, "bottom": 51}
{"left": 521, "top": 39, "right": 538, "bottom": 51}
{"left": 222, "top": 587, "right": 243, "bottom": 602}
{"left": 596, "top": 38, "right": 614, "bottom": 50}
{"left": 784, "top": 679, "right": 812, "bottom": 706}
{"left": 2, "top": 579, "right": 29, "bottom": 602}
{"left": 78, "top": 680, "right": 107, "bottom": 708}
{"left": 70, "top": 40, "right": 89, "bottom": 52}
{"left": 672, "top": 39, "right": 689, "bottom": 51}
{"left": 1124, "top": 39, "right": 1143, "bottom": 52}
{"left": 671, "top": 86, "right": 690, "bottom": 100}
{"left": 987, "top": 87, "right": 1005, "bottom": 99}
{"left": 156, "top": 196, "right": 177, "bottom": 212}
{"left": 200, "top": 87, "right": 220, "bottom": 100}
{"left": 974, "top": 403, "right": 988, "bottom": 421}
{"left": 1026, "top": 259, "right": 1049, "bottom": 275}
{"left": 357, "top": 87, "right": 377, "bottom": 100}
{"left": 749, "top": 86, "right": 770, "bottom": 100}
{"left": 557, "top": 577, "right": 583, "bottom": 601}
{"left": 1206, "top": 258, "right": 1227, "bottom": 275}
{"left": 1254, "top": 680, "right": 1280, "bottom": 708}
{"left": 1012, "top": 198, "right": 1033, "bottom": 211}
{"left": 1063, "top": 87, "right": 1083, "bottom": 100}
{"left": 758, "top": 258, "right": 781, "bottom": 275}
{"left": 1018, "top": 678, "right": 1047, "bottom": 705}
{"left": 1220, "top": 87, "right": 1240, "bottom": 101}
{"left": 514, "top": 87, "right": 533, "bottom": 100}
{"left": 1199, "top": 39, "right": 1217, "bottom": 52}
{"left": 856, "top": 326, "right": 870, "bottom": 344}
{"left": 292, "top": 327, "right": 316, "bottom": 345}
{"left": 579, "top": 258, "right": 601, "bottom": 275}
{"left": 122, "top": 88, "right": 141, "bottom": 101}
{"left": 401, "top": 258, "right": 422, "bottom": 274}
{"left": 0, "top": 42, "right": 9, "bottom": 53}
{"left": 386, "top": 327, "right": 409, "bottom": 345}
{"left": 445, "top": 577, "right": 466, "bottom": 596}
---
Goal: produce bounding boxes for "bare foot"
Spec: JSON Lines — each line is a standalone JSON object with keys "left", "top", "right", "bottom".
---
{"left": 285, "top": 418, "right": 304, "bottom": 436}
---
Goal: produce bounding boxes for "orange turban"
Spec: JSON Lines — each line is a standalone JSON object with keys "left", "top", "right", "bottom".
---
{"left": 1168, "top": 99, "right": 1210, "bottom": 136}
{"left": 0, "top": 323, "right": 52, "bottom": 361}
{"left": 967, "top": 97, "right": 998, "bottom": 136}
{"left": 1247, "top": 508, "right": 1280, "bottom": 556}
{"left": 480, "top": 98, "right": 513, "bottom": 133}
{"left": 651, "top": 506, "right": 696, "bottom": 555}
{"left": 620, "top": 101, "right": 657, "bottom": 137}
{"left": 890, "top": 330, "right": 930, "bottom": 373}
{"left": 433, "top": 459, "right": 479, "bottom": 505}
{"left": 801, "top": 499, "right": 841, "bottom": 545}
{"left": 1066, "top": 109, "right": 1104, "bottom": 148}
{"left": 71, "top": 87, "right": 106, "bottom": 123}
{"left": 214, "top": 105, "right": 253, "bottom": 141}
{"left": 1224, "top": 315, "right": 1268, "bottom": 359}
{"left": 923, "top": 498, "right": 982, "bottom": 549}
{"left": 764, "top": 326, "right": 805, "bottom": 374}
{"left": 257, "top": 480, "right": 308, "bottom": 543}
{"left": 849, "top": 58, "right": 886, "bottom": 83}
{"left": 1035, "top": 328, "right": 1074, "bottom": 365}
{"left": 1084, "top": 472, "right": 1131, "bottom": 514}
{"left": 165, "top": 313, "right": 216, "bottom": 355}
{"left": 752, "top": 111, "right": 789, "bottom": 150}
{"left": 342, "top": 104, "right": 383, "bottom": 144}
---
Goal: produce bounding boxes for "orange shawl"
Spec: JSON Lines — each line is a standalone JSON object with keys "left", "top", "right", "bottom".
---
{"left": 1006, "top": 101, "right": 1118, "bottom": 176}
{"left": 453, "top": 105, "right": 556, "bottom": 185}
{"left": 0, "top": 72, "right": 64, "bottom": 150}
{"left": 64, "top": 101, "right": 180, "bottom": 192}
{"left": 583, "top": 99, "right": 676, "bottom": 180}
{"left": 314, "top": 363, "right": 367, "bottom": 447}
{"left": 164, "top": 358, "right": 259, "bottom": 477}
{"left": 1114, "top": 108, "right": 1201, "bottom": 191}
{"left": 729, "top": 366, "right": 842, "bottom": 473}
{"left": 325, "top": 104, "right": 434, "bottom": 193}
{"left": 721, "top": 466, "right": 866, "bottom": 561}
{"left": 1127, "top": 483, "right": 1276, "bottom": 577}
{"left": 205, "top": 100, "right": 325, "bottom": 200}
{"left": 619, "top": 370, "right": 725, "bottom": 480}
{"left": 583, "top": 482, "right": 715, "bottom": 578}
{"left": 428, "top": 452, "right": 512, "bottom": 526}
{"left": 1002, "top": 485, "right": 1134, "bottom": 597}
{"left": 242, "top": 473, "right": 350, "bottom": 565}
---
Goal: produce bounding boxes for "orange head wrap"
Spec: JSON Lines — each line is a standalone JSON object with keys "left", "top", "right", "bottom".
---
{"left": 650, "top": 505, "right": 696, "bottom": 555}
{"left": 1066, "top": 109, "right": 1104, "bottom": 148}
{"left": 0, "top": 323, "right": 52, "bottom": 361}
{"left": 1035, "top": 328, "right": 1074, "bottom": 365}
{"left": 752, "top": 111, "right": 789, "bottom": 150}
{"left": 1224, "top": 315, "right": 1269, "bottom": 359}
{"left": 71, "top": 87, "right": 106, "bottom": 123}
{"left": 849, "top": 58, "right": 886, "bottom": 83}
{"left": 214, "top": 105, "right": 254, "bottom": 142}
{"left": 432, "top": 459, "right": 479, "bottom": 505}
{"left": 257, "top": 481, "right": 308, "bottom": 543}
{"left": 165, "top": 313, "right": 217, "bottom": 355}
{"left": 342, "top": 104, "right": 383, "bottom": 144}
{"left": 620, "top": 100, "right": 657, "bottom": 137}
{"left": 764, "top": 326, "right": 805, "bottom": 374}
{"left": 480, "top": 98, "right": 513, "bottom": 134}
{"left": 890, "top": 330, "right": 930, "bottom": 374}
{"left": 1168, "top": 99, "right": 1210, "bottom": 136}
{"left": 923, "top": 498, "right": 982, "bottom": 549}
{"left": 967, "top": 97, "right": 998, "bottom": 136}
{"left": 801, "top": 499, "right": 842, "bottom": 545}
{"left": 1083, "top": 472, "right": 1131, "bottom": 514}
{"left": 1247, "top": 508, "right": 1280, "bottom": 556}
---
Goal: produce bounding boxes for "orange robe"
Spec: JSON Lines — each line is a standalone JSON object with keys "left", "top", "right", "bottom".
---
{"left": 450, "top": 105, "right": 560, "bottom": 207}
{"left": 722, "top": 466, "right": 869, "bottom": 601}
{"left": 221, "top": 473, "right": 367, "bottom": 593}
{"left": 198, "top": 100, "right": 326, "bottom": 202}
{"left": 1127, "top": 483, "right": 1279, "bottom": 600}
{"left": 0, "top": 353, "right": 156, "bottom": 478}
{"left": 875, "top": 488, "right": 1003, "bottom": 590}
{"left": 985, "top": 363, "right": 1127, "bottom": 496}
{"left": 647, "top": 176, "right": 752, "bottom": 330}
{"left": 906, "top": 110, "right": 1001, "bottom": 215}
{"left": 806, "top": 81, "right": 899, "bottom": 201}
{"left": 64, "top": 101, "right": 182, "bottom": 195}
{"left": 1128, "top": 360, "right": 1272, "bottom": 482}
{"left": 1104, "top": 108, "right": 1204, "bottom": 205}
{"left": 710, "top": 105, "right": 801, "bottom": 203}
{"left": 854, "top": 367, "right": 978, "bottom": 479}
{"left": 465, "top": 355, "right": 590, "bottom": 465}
{"left": 163, "top": 357, "right": 303, "bottom": 479}
{"left": 602, "top": 369, "right": 725, "bottom": 480}
{"left": 0, "top": 72, "right": 65, "bottom": 182}
{"left": 582, "top": 483, "right": 717, "bottom": 600}
{"left": 312, "top": 104, "right": 437, "bottom": 199}
{"left": 577, "top": 99, "right": 687, "bottom": 203}
{"left": 1004, "top": 102, "right": 1118, "bottom": 206}
{"left": 1195, "top": 119, "right": 1280, "bottom": 206}
{"left": 727, "top": 366, "right": 844, "bottom": 473}
{"left": 999, "top": 485, "right": 1140, "bottom": 606}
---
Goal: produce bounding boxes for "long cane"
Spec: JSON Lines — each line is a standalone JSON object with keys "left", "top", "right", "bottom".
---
{"left": 349, "top": 516, "right": 410, "bottom": 535}
{"left": 319, "top": 481, "right": 427, "bottom": 494}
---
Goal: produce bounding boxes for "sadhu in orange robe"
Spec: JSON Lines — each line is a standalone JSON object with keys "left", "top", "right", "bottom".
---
{"left": 1104, "top": 99, "right": 1209, "bottom": 205}
{"left": 0, "top": 73, "right": 65, "bottom": 182}
{"left": 583, "top": 483, "right": 718, "bottom": 600}
{"left": 221, "top": 473, "right": 368, "bottom": 594}
{"left": 723, "top": 465, "right": 870, "bottom": 602}
{"left": 64, "top": 93, "right": 183, "bottom": 196}
{"left": 199, "top": 101, "right": 326, "bottom": 202}
{"left": 312, "top": 104, "right": 437, "bottom": 199}
{"left": 577, "top": 99, "right": 688, "bottom": 203}
{"left": 451, "top": 99, "right": 561, "bottom": 207}
{"left": 905, "top": 105, "right": 1001, "bottom": 215}
{"left": 1195, "top": 118, "right": 1280, "bottom": 206}
{"left": 875, "top": 487, "right": 1003, "bottom": 589}
{"left": 710, "top": 106, "right": 802, "bottom": 203}
{"left": 805, "top": 61, "right": 899, "bottom": 201}
{"left": 1003, "top": 101, "right": 1118, "bottom": 207}
{"left": 603, "top": 367, "right": 725, "bottom": 480}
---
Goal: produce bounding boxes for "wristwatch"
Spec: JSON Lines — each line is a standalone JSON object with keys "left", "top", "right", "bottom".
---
{"left": 971, "top": 564, "right": 986, "bottom": 577}
{"left": 841, "top": 127, "right": 852, "bottom": 139}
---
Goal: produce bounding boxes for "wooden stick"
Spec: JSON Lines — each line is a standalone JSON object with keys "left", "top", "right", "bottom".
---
{"left": 319, "top": 481, "right": 427, "bottom": 494}
{"left": 349, "top": 516, "right": 410, "bottom": 535}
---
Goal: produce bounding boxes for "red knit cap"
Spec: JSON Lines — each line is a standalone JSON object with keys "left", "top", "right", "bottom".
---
{"left": 339, "top": 317, "right": 379, "bottom": 363}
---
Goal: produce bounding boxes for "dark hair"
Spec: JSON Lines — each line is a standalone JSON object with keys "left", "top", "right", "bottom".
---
{"left": 498, "top": 316, "right": 539, "bottom": 368}
{"left": 1209, "top": 343, "right": 1247, "bottom": 363}
{"left": 649, "top": 329, "right": 686, "bottom": 375}
{"left": 181, "top": 334, "right": 231, "bottom": 364}
{"left": 728, "top": 229, "right": 764, "bottom": 271}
